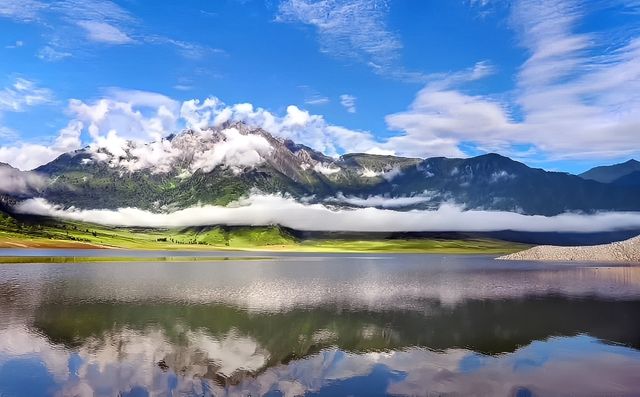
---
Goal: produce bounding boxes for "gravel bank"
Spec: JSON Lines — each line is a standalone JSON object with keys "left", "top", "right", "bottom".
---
{"left": 498, "top": 235, "right": 640, "bottom": 263}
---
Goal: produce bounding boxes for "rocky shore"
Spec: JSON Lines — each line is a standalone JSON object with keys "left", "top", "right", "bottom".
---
{"left": 498, "top": 235, "right": 640, "bottom": 263}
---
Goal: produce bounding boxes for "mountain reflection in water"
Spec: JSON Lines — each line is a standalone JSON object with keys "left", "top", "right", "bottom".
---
{"left": 0, "top": 254, "right": 639, "bottom": 396}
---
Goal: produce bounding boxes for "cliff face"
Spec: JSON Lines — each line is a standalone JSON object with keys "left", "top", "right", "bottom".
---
{"left": 499, "top": 235, "right": 640, "bottom": 263}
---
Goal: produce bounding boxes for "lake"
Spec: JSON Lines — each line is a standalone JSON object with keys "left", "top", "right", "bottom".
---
{"left": 0, "top": 251, "right": 639, "bottom": 396}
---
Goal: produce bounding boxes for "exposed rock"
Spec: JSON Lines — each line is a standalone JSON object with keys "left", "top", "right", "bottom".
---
{"left": 498, "top": 235, "right": 640, "bottom": 263}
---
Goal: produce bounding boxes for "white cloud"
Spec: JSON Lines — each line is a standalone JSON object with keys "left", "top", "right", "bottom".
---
{"left": 0, "top": 325, "right": 271, "bottom": 395}
{"left": 0, "top": 88, "right": 382, "bottom": 171}
{"left": 0, "top": 126, "right": 17, "bottom": 140}
{"left": 383, "top": 1, "right": 640, "bottom": 161}
{"left": 187, "top": 331, "right": 267, "bottom": 377}
{"left": 0, "top": 165, "right": 48, "bottom": 194}
{"left": 299, "top": 85, "right": 330, "bottom": 106}
{"left": 0, "top": 120, "right": 82, "bottom": 170}
{"left": 69, "top": 88, "right": 179, "bottom": 143}
{"left": 305, "top": 95, "right": 330, "bottom": 106}
{"left": 76, "top": 20, "right": 134, "bottom": 44}
{"left": 189, "top": 127, "right": 273, "bottom": 173}
{"left": 180, "top": 97, "right": 227, "bottom": 131}
{"left": 0, "top": 78, "right": 52, "bottom": 111}
{"left": 6, "top": 40, "right": 24, "bottom": 49}
{"left": 0, "top": 0, "right": 215, "bottom": 59}
{"left": 509, "top": 0, "right": 640, "bottom": 159}
{"left": 490, "top": 170, "right": 515, "bottom": 183}
{"left": 327, "top": 192, "right": 433, "bottom": 208}
{"left": 16, "top": 193, "right": 640, "bottom": 232}
{"left": 64, "top": 90, "right": 385, "bottom": 174}
{"left": 313, "top": 162, "right": 341, "bottom": 175}
{"left": 50, "top": 0, "right": 135, "bottom": 25}
{"left": 0, "top": 0, "right": 136, "bottom": 51}
{"left": 76, "top": 124, "right": 273, "bottom": 175}
{"left": 0, "top": 0, "right": 45, "bottom": 21}
{"left": 145, "top": 35, "right": 224, "bottom": 59}
{"left": 277, "top": 0, "right": 424, "bottom": 81}
{"left": 339, "top": 94, "right": 356, "bottom": 113}
{"left": 37, "top": 45, "right": 72, "bottom": 61}
{"left": 358, "top": 166, "right": 403, "bottom": 181}
{"left": 384, "top": 74, "right": 516, "bottom": 158}
{"left": 1, "top": 324, "right": 638, "bottom": 397}
{"left": 179, "top": 97, "right": 379, "bottom": 156}
{"left": 0, "top": 78, "right": 70, "bottom": 170}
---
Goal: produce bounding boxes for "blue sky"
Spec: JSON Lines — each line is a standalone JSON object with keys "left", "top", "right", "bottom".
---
{"left": 0, "top": 0, "right": 639, "bottom": 173}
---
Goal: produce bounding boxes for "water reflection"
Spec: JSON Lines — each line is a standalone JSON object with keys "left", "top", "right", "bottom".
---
{"left": 0, "top": 255, "right": 639, "bottom": 396}
{"left": 1, "top": 326, "right": 639, "bottom": 396}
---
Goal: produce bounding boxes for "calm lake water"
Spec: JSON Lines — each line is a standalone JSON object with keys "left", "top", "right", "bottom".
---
{"left": 0, "top": 252, "right": 639, "bottom": 396}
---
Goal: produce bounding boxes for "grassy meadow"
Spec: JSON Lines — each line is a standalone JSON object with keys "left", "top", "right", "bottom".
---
{"left": 0, "top": 211, "right": 527, "bottom": 254}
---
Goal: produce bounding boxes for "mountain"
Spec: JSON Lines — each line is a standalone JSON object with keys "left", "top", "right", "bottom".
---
{"left": 2, "top": 121, "right": 634, "bottom": 217}
{"left": 579, "top": 159, "right": 640, "bottom": 183}
{"left": 612, "top": 171, "right": 640, "bottom": 187}
{"left": 0, "top": 163, "right": 47, "bottom": 215}
{"left": 381, "top": 154, "right": 640, "bottom": 215}
{"left": 34, "top": 122, "right": 422, "bottom": 210}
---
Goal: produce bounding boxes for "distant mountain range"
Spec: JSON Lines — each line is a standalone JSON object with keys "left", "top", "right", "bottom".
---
{"left": 1, "top": 122, "right": 639, "bottom": 217}
{"left": 579, "top": 159, "right": 640, "bottom": 185}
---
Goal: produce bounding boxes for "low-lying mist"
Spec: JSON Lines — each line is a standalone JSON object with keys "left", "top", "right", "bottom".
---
{"left": 15, "top": 194, "right": 640, "bottom": 233}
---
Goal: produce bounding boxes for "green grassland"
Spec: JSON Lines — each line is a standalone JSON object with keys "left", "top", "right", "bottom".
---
{"left": 0, "top": 256, "right": 270, "bottom": 264}
{"left": 0, "top": 211, "right": 527, "bottom": 254}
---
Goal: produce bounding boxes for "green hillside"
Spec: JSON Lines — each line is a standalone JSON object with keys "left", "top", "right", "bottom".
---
{"left": 0, "top": 211, "right": 525, "bottom": 254}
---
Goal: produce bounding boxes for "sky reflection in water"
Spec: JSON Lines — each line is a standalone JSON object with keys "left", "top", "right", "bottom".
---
{"left": 0, "top": 254, "right": 639, "bottom": 396}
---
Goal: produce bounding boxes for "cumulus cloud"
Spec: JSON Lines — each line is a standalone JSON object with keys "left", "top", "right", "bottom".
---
{"left": 4, "top": 1, "right": 638, "bottom": 166}
{"left": 79, "top": 125, "right": 273, "bottom": 174}
{"left": 0, "top": 121, "right": 82, "bottom": 171}
{"left": 15, "top": 193, "right": 640, "bottom": 232}
{"left": 61, "top": 89, "right": 181, "bottom": 171}
{"left": 0, "top": 165, "right": 48, "bottom": 194}
{"left": 70, "top": 88, "right": 179, "bottom": 142}
{"left": 1, "top": 87, "right": 384, "bottom": 171}
{"left": 179, "top": 97, "right": 379, "bottom": 156}
{"left": 189, "top": 128, "right": 273, "bottom": 173}
{"left": 0, "top": 78, "right": 80, "bottom": 170}
{"left": 384, "top": 71, "right": 516, "bottom": 159}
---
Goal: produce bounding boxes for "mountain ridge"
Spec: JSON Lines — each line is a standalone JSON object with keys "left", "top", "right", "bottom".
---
{"left": 580, "top": 159, "right": 640, "bottom": 183}
{"left": 0, "top": 122, "right": 635, "bottom": 216}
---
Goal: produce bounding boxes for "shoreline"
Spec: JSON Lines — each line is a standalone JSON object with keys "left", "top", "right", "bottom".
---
{"left": 498, "top": 235, "right": 640, "bottom": 263}
{"left": 0, "top": 237, "right": 527, "bottom": 255}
